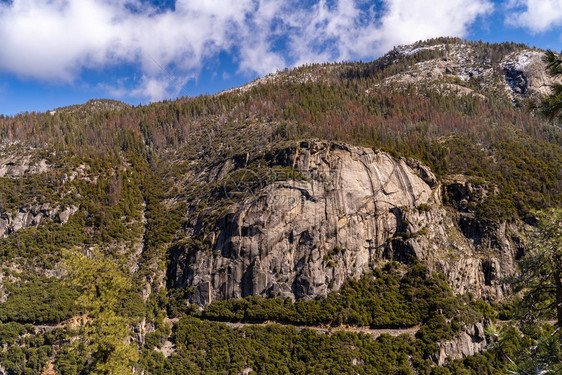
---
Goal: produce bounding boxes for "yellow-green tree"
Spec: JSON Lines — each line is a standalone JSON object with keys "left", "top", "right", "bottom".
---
{"left": 64, "top": 247, "right": 140, "bottom": 374}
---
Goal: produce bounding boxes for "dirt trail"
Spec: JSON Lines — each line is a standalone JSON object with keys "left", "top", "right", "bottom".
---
{"left": 33, "top": 317, "right": 421, "bottom": 340}
{"left": 222, "top": 321, "right": 420, "bottom": 338}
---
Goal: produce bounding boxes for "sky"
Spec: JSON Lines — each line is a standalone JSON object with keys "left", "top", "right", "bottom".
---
{"left": 0, "top": 0, "right": 561, "bottom": 115}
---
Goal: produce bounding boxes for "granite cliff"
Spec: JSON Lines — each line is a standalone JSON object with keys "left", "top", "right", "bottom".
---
{"left": 169, "top": 141, "right": 525, "bottom": 306}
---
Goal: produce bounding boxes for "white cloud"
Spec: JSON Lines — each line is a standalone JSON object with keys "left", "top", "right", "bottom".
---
{"left": 376, "top": 0, "right": 493, "bottom": 53}
{"left": 131, "top": 75, "right": 179, "bottom": 102}
{"left": 279, "top": 0, "right": 492, "bottom": 67}
{"left": 0, "top": 0, "right": 494, "bottom": 102}
{"left": 0, "top": 0, "right": 120, "bottom": 81}
{"left": 506, "top": 0, "right": 562, "bottom": 33}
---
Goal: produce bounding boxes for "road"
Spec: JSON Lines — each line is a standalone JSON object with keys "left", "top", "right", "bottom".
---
{"left": 222, "top": 321, "right": 420, "bottom": 338}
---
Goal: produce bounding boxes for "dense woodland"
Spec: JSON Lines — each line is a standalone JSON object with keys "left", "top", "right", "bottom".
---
{"left": 0, "top": 37, "right": 560, "bottom": 373}
{"left": 1, "top": 40, "right": 558, "bottom": 221}
{"left": 199, "top": 263, "right": 481, "bottom": 329}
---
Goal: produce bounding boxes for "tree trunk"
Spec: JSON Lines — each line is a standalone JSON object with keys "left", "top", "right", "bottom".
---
{"left": 556, "top": 269, "right": 562, "bottom": 327}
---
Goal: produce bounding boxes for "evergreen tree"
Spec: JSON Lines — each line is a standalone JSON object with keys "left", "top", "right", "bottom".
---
{"left": 63, "top": 247, "right": 140, "bottom": 374}
{"left": 497, "top": 209, "right": 562, "bottom": 374}
{"left": 541, "top": 50, "right": 562, "bottom": 122}
{"left": 517, "top": 209, "right": 562, "bottom": 327}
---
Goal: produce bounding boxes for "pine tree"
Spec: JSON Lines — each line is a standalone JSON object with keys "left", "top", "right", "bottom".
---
{"left": 517, "top": 209, "right": 562, "bottom": 327}
{"left": 501, "top": 209, "right": 562, "bottom": 375}
{"left": 541, "top": 50, "right": 562, "bottom": 122}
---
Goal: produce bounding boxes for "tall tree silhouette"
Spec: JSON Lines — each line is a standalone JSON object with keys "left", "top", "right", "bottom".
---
{"left": 541, "top": 50, "right": 562, "bottom": 122}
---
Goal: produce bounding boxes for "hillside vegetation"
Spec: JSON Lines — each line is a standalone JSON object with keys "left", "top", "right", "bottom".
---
{"left": 0, "top": 37, "right": 559, "bottom": 373}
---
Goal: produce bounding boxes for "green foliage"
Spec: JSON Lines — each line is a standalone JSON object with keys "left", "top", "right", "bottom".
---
{"left": 492, "top": 209, "right": 562, "bottom": 374}
{"left": 0, "top": 40, "right": 557, "bottom": 225}
{"left": 417, "top": 203, "right": 431, "bottom": 213}
{"left": 0, "top": 174, "right": 58, "bottom": 213}
{"left": 0, "top": 344, "right": 52, "bottom": 375}
{"left": 56, "top": 342, "right": 89, "bottom": 375}
{"left": 142, "top": 317, "right": 420, "bottom": 374}
{"left": 0, "top": 326, "right": 61, "bottom": 375}
{"left": 0, "top": 322, "right": 32, "bottom": 346}
{"left": 540, "top": 50, "right": 562, "bottom": 122}
{"left": 139, "top": 314, "right": 516, "bottom": 375}
{"left": 201, "top": 263, "right": 481, "bottom": 330}
{"left": 63, "top": 247, "right": 141, "bottom": 374}
{"left": 514, "top": 209, "right": 562, "bottom": 326}
{"left": 512, "top": 327, "right": 562, "bottom": 374}
{"left": 0, "top": 38, "right": 558, "bottom": 375}
{"left": 0, "top": 217, "right": 85, "bottom": 265}
{"left": 0, "top": 277, "right": 79, "bottom": 324}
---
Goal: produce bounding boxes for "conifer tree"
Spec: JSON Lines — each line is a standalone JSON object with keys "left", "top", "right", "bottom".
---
{"left": 541, "top": 51, "right": 562, "bottom": 122}
{"left": 64, "top": 247, "right": 140, "bottom": 374}
{"left": 517, "top": 209, "right": 562, "bottom": 327}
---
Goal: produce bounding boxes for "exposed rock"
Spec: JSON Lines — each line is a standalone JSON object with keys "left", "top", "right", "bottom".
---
{"left": 502, "top": 50, "right": 554, "bottom": 102}
{"left": 53, "top": 99, "right": 131, "bottom": 114}
{"left": 0, "top": 272, "right": 7, "bottom": 304}
{"left": 406, "top": 158, "right": 438, "bottom": 188}
{"left": 172, "top": 141, "right": 434, "bottom": 305}
{"left": 156, "top": 340, "right": 176, "bottom": 359}
{"left": 0, "top": 204, "right": 79, "bottom": 237}
{"left": 352, "top": 358, "right": 364, "bottom": 366}
{"left": 432, "top": 322, "right": 489, "bottom": 366}
{"left": 441, "top": 174, "right": 492, "bottom": 211}
{"left": 59, "top": 205, "right": 79, "bottom": 224}
{"left": 379, "top": 42, "right": 556, "bottom": 106}
{"left": 0, "top": 155, "right": 50, "bottom": 178}
{"left": 169, "top": 141, "right": 523, "bottom": 305}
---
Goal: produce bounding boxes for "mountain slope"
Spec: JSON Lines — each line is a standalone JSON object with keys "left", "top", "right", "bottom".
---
{"left": 0, "top": 37, "right": 559, "bottom": 373}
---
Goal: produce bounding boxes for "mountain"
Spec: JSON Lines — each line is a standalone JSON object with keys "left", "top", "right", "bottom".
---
{"left": 0, "top": 37, "right": 560, "bottom": 374}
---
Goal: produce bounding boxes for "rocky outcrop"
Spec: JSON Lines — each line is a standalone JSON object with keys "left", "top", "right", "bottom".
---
{"left": 380, "top": 42, "right": 556, "bottom": 106}
{"left": 414, "top": 175, "right": 524, "bottom": 301}
{"left": 432, "top": 322, "right": 489, "bottom": 366}
{"left": 0, "top": 204, "right": 79, "bottom": 237}
{"left": 502, "top": 50, "right": 554, "bottom": 102}
{"left": 169, "top": 141, "right": 523, "bottom": 306}
{"left": 0, "top": 155, "right": 50, "bottom": 178}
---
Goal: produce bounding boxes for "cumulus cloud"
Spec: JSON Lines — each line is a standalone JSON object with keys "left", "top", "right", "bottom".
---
{"left": 0, "top": 0, "right": 494, "bottom": 102}
{"left": 376, "top": 0, "right": 493, "bottom": 53}
{"left": 506, "top": 0, "right": 562, "bottom": 33}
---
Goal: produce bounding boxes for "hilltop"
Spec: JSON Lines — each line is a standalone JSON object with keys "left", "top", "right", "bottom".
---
{"left": 50, "top": 98, "right": 131, "bottom": 115}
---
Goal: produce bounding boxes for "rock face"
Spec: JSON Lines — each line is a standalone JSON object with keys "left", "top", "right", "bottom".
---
{"left": 380, "top": 42, "right": 556, "bottom": 106}
{"left": 0, "top": 155, "right": 50, "bottom": 178}
{"left": 502, "top": 50, "right": 554, "bottom": 101}
{"left": 169, "top": 141, "right": 523, "bottom": 306}
{"left": 432, "top": 322, "right": 489, "bottom": 366}
{"left": 0, "top": 204, "right": 79, "bottom": 237}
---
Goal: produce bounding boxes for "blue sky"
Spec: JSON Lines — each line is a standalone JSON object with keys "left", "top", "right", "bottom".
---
{"left": 0, "top": 0, "right": 560, "bottom": 116}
